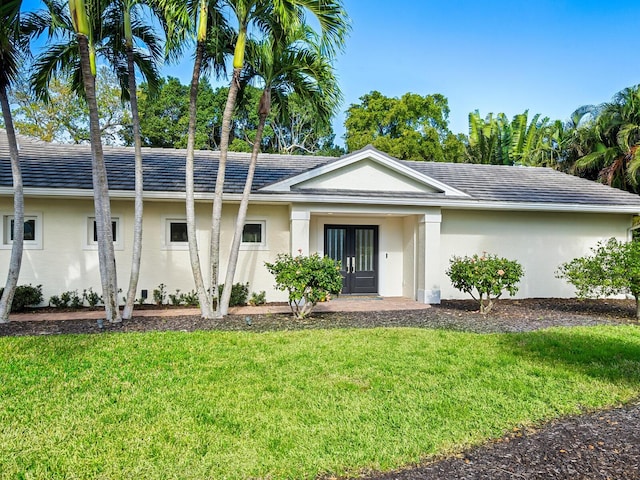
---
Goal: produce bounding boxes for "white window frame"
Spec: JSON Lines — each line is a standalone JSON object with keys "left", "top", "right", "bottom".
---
{"left": 84, "top": 216, "right": 123, "bottom": 250}
{"left": 240, "top": 219, "right": 267, "bottom": 251}
{"left": 163, "top": 217, "right": 189, "bottom": 250}
{"left": 1, "top": 213, "right": 43, "bottom": 250}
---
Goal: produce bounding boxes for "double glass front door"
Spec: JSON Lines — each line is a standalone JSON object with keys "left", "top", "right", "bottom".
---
{"left": 325, "top": 225, "right": 378, "bottom": 294}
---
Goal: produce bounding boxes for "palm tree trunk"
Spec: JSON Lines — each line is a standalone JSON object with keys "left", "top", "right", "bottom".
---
{"left": 77, "top": 34, "right": 121, "bottom": 323}
{"left": 122, "top": 40, "right": 143, "bottom": 320}
{"left": 219, "top": 90, "right": 269, "bottom": 316}
{"left": 211, "top": 67, "right": 241, "bottom": 317}
{"left": 0, "top": 84, "right": 24, "bottom": 322}
{"left": 185, "top": 40, "right": 213, "bottom": 318}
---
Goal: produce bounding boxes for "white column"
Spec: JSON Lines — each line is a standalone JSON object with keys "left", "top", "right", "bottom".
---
{"left": 290, "top": 209, "right": 310, "bottom": 256}
{"left": 417, "top": 208, "right": 442, "bottom": 304}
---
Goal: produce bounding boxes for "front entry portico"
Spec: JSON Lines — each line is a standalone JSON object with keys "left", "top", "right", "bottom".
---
{"left": 289, "top": 206, "right": 443, "bottom": 303}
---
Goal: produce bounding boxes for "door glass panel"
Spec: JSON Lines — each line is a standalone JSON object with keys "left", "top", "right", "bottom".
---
{"left": 355, "top": 228, "right": 374, "bottom": 272}
{"left": 326, "top": 228, "right": 347, "bottom": 271}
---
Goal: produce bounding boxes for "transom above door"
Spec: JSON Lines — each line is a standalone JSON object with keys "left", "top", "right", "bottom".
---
{"left": 325, "top": 225, "right": 378, "bottom": 294}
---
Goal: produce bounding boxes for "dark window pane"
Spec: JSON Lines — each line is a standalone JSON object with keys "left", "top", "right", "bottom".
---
{"left": 242, "top": 223, "right": 262, "bottom": 243}
{"left": 93, "top": 220, "right": 117, "bottom": 242}
{"left": 170, "top": 222, "right": 188, "bottom": 242}
{"left": 10, "top": 219, "right": 36, "bottom": 241}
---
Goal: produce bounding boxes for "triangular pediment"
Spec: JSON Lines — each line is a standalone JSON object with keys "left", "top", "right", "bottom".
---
{"left": 260, "top": 145, "right": 469, "bottom": 196}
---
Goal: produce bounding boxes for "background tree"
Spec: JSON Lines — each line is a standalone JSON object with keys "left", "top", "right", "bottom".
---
{"left": 466, "top": 110, "right": 555, "bottom": 166}
{"left": 11, "top": 67, "right": 130, "bottom": 144}
{"left": 344, "top": 90, "right": 463, "bottom": 162}
{"left": 0, "top": 0, "right": 29, "bottom": 322}
{"left": 572, "top": 86, "right": 640, "bottom": 193}
{"left": 268, "top": 92, "right": 342, "bottom": 155}
{"left": 125, "top": 76, "right": 341, "bottom": 154}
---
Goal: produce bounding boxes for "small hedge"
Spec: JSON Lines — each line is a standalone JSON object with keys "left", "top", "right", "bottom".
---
{"left": 0, "top": 284, "right": 44, "bottom": 312}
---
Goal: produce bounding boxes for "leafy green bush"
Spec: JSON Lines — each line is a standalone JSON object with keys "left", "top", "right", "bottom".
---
{"left": 83, "top": 288, "right": 102, "bottom": 307}
{"left": 265, "top": 253, "right": 343, "bottom": 318}
{"left": 153, "top": 283, "right": 166, "bottom": 305}
{"left": 446, "top": 253, "right": 524, "bottom": 314}
{"left": 557, "top": 237, "right": 640, "bottom": 318}
{"left": 0, "top": 284, "right": 44, "bottom": 312}
{"left": 181, "top": 290, "right": 199, "bottom": 307}
{"left": 249, "top": 291, "right": 267, "bottom": 306}
{"left": 168, "top": 290, "right": 183, "bottom": 306}
{"left": 218, "top": 283, "right": 249, "bottom": 307}
{"left": 49, "top": 290, "right": 82, "bottom": 309}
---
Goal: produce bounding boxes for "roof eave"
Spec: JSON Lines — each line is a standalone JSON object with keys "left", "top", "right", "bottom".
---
{"left": 3, "top": 187, "right": 640, "bottom": 215}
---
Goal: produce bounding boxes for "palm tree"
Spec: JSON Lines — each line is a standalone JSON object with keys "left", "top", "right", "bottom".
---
{"left": 103, "top": 0, "right": 166, "bottom": 319}
{"left": 574, "top": 86, "right": 640, "bottom": 192}
{"left": 466, "top": 110, "right": 555, "bottom": 167}
{"left": 70, "top": 0, "right": 122, "bottom": 322}
{"left": 210, "top": 0, "right": 349, "bottom": 317}
{"left": 181, "top": 0, "right": 233, "bottom": 319}
{"left": 0, "top": 0, "right": 29, "bottom": 322}
{"left": 28, "top": 0, "right": 127, "bottom": 322}
{"left": 218, "top": 26, "right": 340, "bottom": 315}
{"left": 29, "top": 0, "right": 168, "bottom": 321}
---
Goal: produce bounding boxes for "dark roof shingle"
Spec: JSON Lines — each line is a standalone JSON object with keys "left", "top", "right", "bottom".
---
{"left": 2, "top": 131, "right": 640, "bottom": 208}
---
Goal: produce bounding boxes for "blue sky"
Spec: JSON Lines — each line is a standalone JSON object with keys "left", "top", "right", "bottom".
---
{"left": 21, "top": 0, "right": 640, "bottom": 144}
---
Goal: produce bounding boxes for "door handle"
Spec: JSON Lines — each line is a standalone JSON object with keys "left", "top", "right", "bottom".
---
{"left": 351, "top": 256, "right": 356, "bottom": 274}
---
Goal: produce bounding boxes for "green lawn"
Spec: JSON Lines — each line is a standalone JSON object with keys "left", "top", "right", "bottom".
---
{"left": 1, "top": 325, "right": 639, "bottom": 479}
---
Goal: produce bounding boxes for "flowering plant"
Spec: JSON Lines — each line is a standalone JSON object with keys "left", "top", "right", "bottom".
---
{"left": 446, "top": 253, "right": 523, "bottom": 314}
{"left": 265, "top": 253, "right": 343, "bottom": 318}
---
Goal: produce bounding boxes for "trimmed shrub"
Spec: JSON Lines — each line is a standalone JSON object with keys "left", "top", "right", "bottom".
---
{"left": 83, "top": 287, "right": 102, "bottom": 307}
{"left": 265, "top": 253, "right": 343, "bottom": 319}
{"left": 446, "top": 253, "right": 524, "bottom": 314}
{"left": 249, "top": 291, "right": 267, "bottom": 306}
{"left": 49, "top": 290, "right": 82, "bottom": 309}
{"left": 218, "top": 283, "right": 249, "bottom": 307}
{"left": 0, "top": 284, "right": 44, "bottom": 312}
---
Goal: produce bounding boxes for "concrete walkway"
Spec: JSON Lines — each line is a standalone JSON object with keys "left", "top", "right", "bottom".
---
{"left": 10, "top": 296, "right": 430, "bottom": 322}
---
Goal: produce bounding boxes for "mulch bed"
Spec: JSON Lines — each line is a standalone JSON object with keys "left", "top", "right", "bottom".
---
{"left": 1, "top": 298, "right": 639, "bottom": 479}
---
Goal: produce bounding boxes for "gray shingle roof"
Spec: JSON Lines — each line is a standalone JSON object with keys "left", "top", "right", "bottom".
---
{"left": 404, "top": 160, "right": 640, "bottom": 206}
{"left": 2, "top": 130, "right": 640, "bottom": 208}
{"left": 0, "top": 131, "right": 334, "bottom": 193}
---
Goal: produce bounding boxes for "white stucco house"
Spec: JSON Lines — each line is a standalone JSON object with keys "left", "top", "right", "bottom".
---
{"left": 2, "top": 129, "right": 640, "bottom": 304}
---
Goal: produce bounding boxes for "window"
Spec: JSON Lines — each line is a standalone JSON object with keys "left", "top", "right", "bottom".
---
{"left": 163, "top": 218, "right": 189, "bottom": 250}
{"left": 2, "top": 214, "right": 42, "bottom": 249}
{"left": 86, "top": 217, "right": 122, "bottom": 249}
{"left": 170, "top": 222, "right": 188, "bottom": 243}
{"left": 240, "top": 220, "right": 267, "bottom": 249}
{"left": 242, "top": 223, "right": 263, "bottom": 243}
{"left": 10, "top": 218, "right": 36, "bottom": 241}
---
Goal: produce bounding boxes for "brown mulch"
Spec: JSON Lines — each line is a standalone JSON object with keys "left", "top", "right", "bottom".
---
{"left": 366, "top": 401, "right": 640, "bottom": 480}
{"left": 0, "top": 297, "right": 638, "bottom": 337}
{"left": 1, "top": 298, "right": 639, "bottom": 479}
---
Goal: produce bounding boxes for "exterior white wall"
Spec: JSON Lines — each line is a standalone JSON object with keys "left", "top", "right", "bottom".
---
{"left": 0, "top": 198, "right": 291, "bottom": 304}
{"left": 0, "top": 195, "right": 634, "bottom": 305}
{"left": 310, "top": 214, "right": 405, "bottom": 297}
{"left": 295, "top": 159, "right": 438, "bottom": 193}
{"left": 440, "top": 209, "right": 634, "bottom": 299}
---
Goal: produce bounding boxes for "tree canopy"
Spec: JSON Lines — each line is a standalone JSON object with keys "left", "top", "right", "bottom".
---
{"left": 11, "top": 67, "right": 129, "bottom": 145}
{"left": 124, "top": 75, "right": 342, "bottom": 154}
{"left": 344, "top": 90, "right": 464, "bottom": 162}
